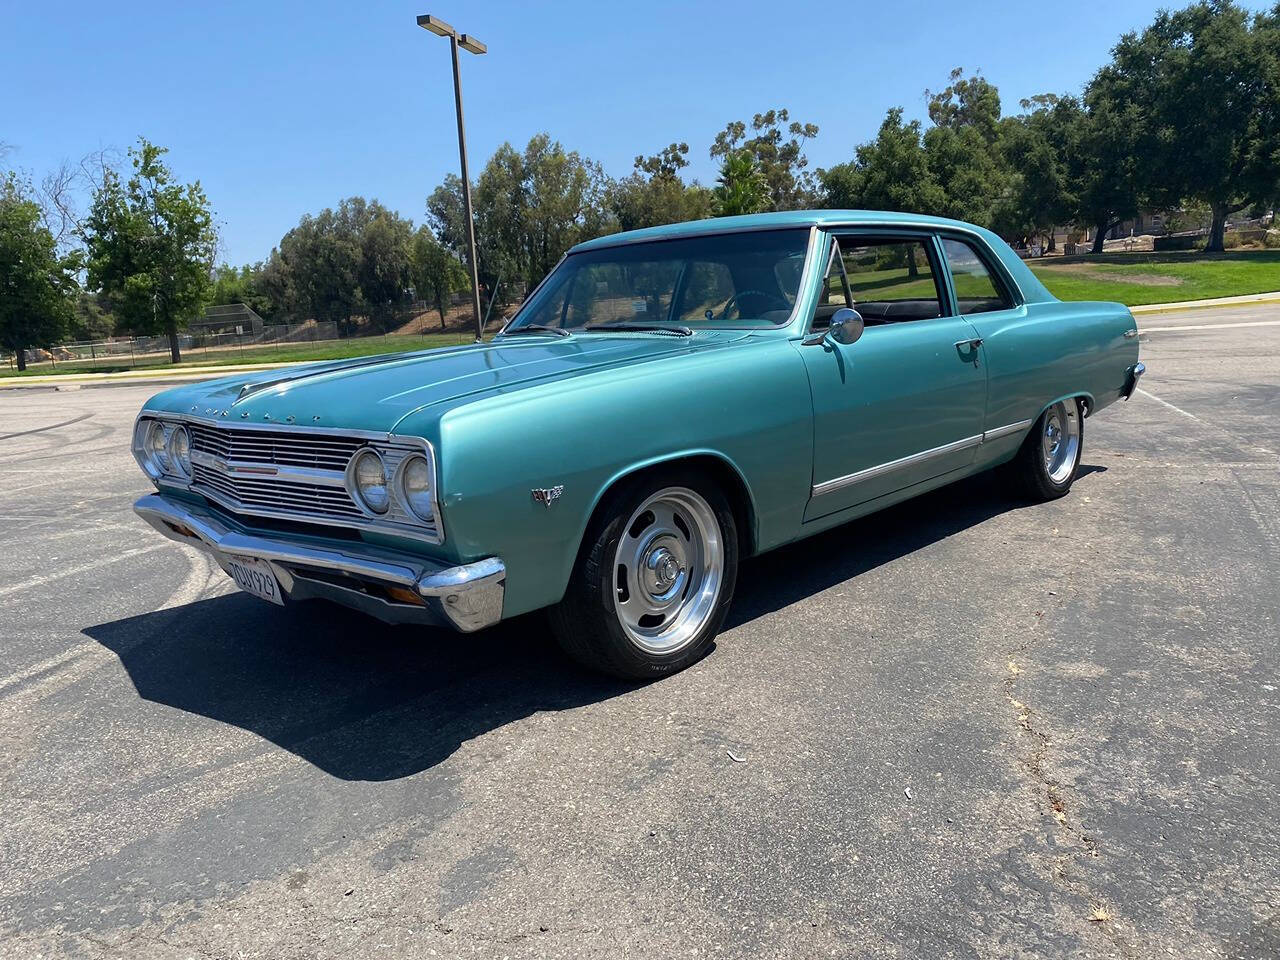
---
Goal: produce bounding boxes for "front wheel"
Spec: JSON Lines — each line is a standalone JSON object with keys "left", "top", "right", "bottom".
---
{"left": 1008, "top": 398, "right": 1084, "bottom": 501}
{"left": 550, "top": 470, "right": 738, "bottom": 679}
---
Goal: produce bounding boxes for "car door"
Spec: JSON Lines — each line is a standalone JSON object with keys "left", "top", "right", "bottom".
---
{"left": 798, "top": 232, "right": 988, "bottom": 521}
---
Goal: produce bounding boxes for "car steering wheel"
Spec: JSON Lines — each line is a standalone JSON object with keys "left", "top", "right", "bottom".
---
{"left": 719, "top": 289, "right": 791, "bottom": 320}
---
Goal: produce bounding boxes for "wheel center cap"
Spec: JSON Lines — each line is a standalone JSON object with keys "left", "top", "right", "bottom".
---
{"left": 643, "top": 544, "right": 686, "bottom": 599}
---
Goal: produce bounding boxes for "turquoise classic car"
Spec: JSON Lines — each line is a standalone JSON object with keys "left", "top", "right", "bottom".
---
{"left": 133, "top": 211, "right": 1144, "bottom": 678}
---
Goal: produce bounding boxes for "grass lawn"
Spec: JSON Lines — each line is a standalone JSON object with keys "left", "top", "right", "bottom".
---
{"left": 2, "top": 332, "right": 474, "bottom": 379}
{"left": 1029, "top": 250, "right": 1280, "bottom": 305}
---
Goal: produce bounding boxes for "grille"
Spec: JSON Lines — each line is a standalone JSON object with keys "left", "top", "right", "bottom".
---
{"left": 189, "top": 422, "right": 362, "bottom": 471}
{"left": 192, "top": 463, "right": 363, "bottom": 519}
{"left": 176, "top": 420, "right": 440, "bottom": 542}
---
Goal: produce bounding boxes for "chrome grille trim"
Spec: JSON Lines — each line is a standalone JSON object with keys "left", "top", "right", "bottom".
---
{"left": 136, "top": 413, "right": 442, "bottom": 544}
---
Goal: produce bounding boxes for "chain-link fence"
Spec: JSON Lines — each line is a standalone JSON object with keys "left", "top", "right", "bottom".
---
{"left": 5, "top": 300, "right": 515, "bottom": 375}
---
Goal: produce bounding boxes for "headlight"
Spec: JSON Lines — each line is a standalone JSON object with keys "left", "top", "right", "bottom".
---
{"left": 167, "top": 425, "right": 191, "bottom": 477}
{"left": 350, "top": 449, "right": 390, "bottom": 514}
{"left": 400, "top": 454, "right": 434, "bottom": 521}
{"left": 145, "top": 420, "right": 170, "bottom": 472}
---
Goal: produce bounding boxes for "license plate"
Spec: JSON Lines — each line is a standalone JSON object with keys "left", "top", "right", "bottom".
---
{"left": 225, "top": 555, "right": 284, "bottom": 606}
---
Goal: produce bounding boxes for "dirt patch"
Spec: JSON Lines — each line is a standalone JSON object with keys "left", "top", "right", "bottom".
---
{"left": 1038, "top": 264, "right": 1185, "bottom": 286}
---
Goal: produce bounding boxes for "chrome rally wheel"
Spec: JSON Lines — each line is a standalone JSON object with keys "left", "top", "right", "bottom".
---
{"left": 550, "top": 469, "right": 739, "bottom": 680}
{"left": 612, "top": 487, "right": 724, "bottom": 655}
{"left": 1008, "top": 397, "right": 1084, "bottom": 501}
{"left": 1041, "top": 400, "right": 1081, "bottom": 485}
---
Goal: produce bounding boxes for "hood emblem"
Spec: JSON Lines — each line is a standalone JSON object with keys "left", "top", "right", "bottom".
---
{"left": 532, "top": 485, "right": 564, "bottom": 508}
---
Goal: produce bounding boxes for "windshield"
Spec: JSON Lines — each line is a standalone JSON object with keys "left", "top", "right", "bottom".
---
{"left": 504, "top": 228, "right": 811, "bottom": 333}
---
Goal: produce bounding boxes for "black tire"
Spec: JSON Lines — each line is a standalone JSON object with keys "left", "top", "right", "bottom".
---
{"left": 1008, "top": 398, "right": 1084, "bottom": 501}
{"left": 549, "top": 468, "right": 739, "bottom": 680}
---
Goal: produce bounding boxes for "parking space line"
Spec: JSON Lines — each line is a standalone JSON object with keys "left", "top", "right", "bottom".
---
{"left": 0, "top": 543, "right": 166, "bottom": 599}
{"left": 1139, "top": 320, "right": 1280, "bottom": 333}
{"left": 1135, "top": 388, "right": 1203, "bottom": 423}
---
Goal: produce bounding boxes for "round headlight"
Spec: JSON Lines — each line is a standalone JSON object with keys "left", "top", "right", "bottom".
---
{"left": 145, "top": 421, "right": 170, "bottom": 472}
{"left": 400, "top": 454, "right": 434, "bottom": 521}
{"left": 351, "top": 450, "right": 390, "bottom": 514}
{"left": 167, "top": 425, "right": 191, "bottom": 477}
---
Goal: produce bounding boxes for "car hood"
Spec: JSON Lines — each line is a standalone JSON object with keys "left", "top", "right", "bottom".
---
{"left": 145, "top": 332, "right": 754, "bottom": 433}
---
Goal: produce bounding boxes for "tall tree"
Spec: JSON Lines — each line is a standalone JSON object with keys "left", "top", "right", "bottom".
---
{"left": 712, "top": 150, "right": 770, "bottom": 217}
{"left": 411, "top": 226, "right": 467, "bottom": 328}
{"left": 1103, "top": 0, "right": 1280, "bottom": 251}
{"left": 428, "top": 134, "right": 613, "bottom": 297}
{"left": 0, "top": 174, "right": 78, "bottom": 371}
{"left": 609, "top": 143, "right": 712, "bottom": 231}
{"left": 710, "top": 109, "right": 820, "bottom": 210}
{"left": 996, "top": 96, "right": 1078, "bottom": 250}
{"left": 819, "top": 108, "right": 945, "bottom": 216}
{"left": 82, "top": 139, "right": 216, "bottom": 362}
{"left": 922, "top": 69, "right": 1010, "bottom": 228}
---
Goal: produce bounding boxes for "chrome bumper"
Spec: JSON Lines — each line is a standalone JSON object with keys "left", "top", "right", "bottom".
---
{"left": 1122, "top": 361, "right": 1146, "bottom": 400}
{"left": 133, "top": 493, "right": 505, "bottom": 632}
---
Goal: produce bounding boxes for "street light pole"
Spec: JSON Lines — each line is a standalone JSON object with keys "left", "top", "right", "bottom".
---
{"left": 417, "top": 14, "right": 487, "bottom": 344}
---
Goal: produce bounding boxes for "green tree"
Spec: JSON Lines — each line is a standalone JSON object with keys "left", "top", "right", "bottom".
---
{"left": 0, "top": 174, "right": 78, "bottom": 371}
{"left": 82, "top": 139, "right": 216, "bottom": 362}
{"left": 428, "top": 134, "right": 614, "bottom": 298}
{"left": 712, "top": 150, "right": 770, "bottom": 217}
{"left": 411, "top": 226, "right": 467, "bottom": 328}
{"left": 710, "top": 108, "right": 820, "bottom": 210}
{"left": 1103, "top": 0, "right": 1280, "bottom": 251}
{"left": 70, "top": 291, "right": 115, "bottom": 342}
{"left": 922, "top": 69, "right": 1010, "bottom": 228}
{"left": 356, "top": 204, "right": 414, "bottom": 331}
{"left": 609, "top": 143, "right": 713, "bottom": 231}
{"left": 819, "top": 108, "right": 945, "bottom": 216}
{"left": 996, "top": 96, "right": 1078, "bottom": 250}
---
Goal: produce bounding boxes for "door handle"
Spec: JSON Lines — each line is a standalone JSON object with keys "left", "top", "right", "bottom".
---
{"left": 954, "top": 337, "right": 983, "bottom": 350}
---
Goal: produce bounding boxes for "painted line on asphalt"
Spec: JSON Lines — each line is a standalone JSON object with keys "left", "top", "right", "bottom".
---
{"left": 1135, "top": 388, "right": 1202, "bottom": 423}
{"left": 0, "top": 543, "right": 166, "bottom": 599}
{"left": 0, "top": 548, "right": 226, "bottom": 702}
{"left": 1140, "top": 320, "right": 1280, "bottom": 333}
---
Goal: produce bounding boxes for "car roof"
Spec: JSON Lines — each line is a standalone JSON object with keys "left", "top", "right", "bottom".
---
{"left": 569, "top": 209, "right": 985, "bottom": 253}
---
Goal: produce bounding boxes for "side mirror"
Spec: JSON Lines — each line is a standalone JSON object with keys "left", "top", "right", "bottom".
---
{"left": 827, "top": 307, "right": 864, "bottom": 346}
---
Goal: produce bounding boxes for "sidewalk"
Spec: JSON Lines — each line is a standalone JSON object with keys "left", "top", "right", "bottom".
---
{"left": 1128, "top": 291, "right": 1280, "bottom": 315}
{"left": 0, "top": 361, "right": 299, "bottom": 391}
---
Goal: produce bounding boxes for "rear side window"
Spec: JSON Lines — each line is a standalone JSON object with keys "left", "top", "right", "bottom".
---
{"left": 940, "top": 238, "right": 1013, "bottom": 314}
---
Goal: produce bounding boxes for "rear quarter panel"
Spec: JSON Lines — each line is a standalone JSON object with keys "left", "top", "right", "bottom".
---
{"left": 967, "top": 299, "right": 1139, "bottom": 436}
{"left": 407, "top": 337, "right": 815, "bottom": 617}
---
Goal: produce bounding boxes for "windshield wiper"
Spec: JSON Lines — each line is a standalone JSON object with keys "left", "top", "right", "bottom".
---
{"left": 583, "top": 323, "right": 693, "bottom": 336}
{"left": 502, "top": 324, "right": 571, "bottom": 338}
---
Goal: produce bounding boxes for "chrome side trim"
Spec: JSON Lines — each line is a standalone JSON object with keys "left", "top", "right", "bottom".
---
{"left": 133, "top": 493, "right": 503, "bottom": 632}
{"left": 809, "top": 418, "right": 1035, "bottom": 497}
{"left": 982, "top": 418, "right": 1035, "bottom": 442}
{"left": 811, "top": 433, "right": 984, "bottom": 497}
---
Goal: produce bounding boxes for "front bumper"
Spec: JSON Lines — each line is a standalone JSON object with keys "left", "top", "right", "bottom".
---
{"left": 134, "top": 493, "right": 505, "bottom": 632}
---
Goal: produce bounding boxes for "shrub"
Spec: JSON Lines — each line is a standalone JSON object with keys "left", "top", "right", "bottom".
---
{"left": 1153, "top": 234, "right": 1199, "bottom": 251}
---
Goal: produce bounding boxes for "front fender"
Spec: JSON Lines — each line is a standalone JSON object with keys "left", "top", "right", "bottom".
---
{"left": 426, "top": 337, "right": 814, "bottom": 617}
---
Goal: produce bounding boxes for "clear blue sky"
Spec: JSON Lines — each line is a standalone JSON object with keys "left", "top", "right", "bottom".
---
{"left": 4, "top": 0, "right": 1270, "bottom": 266}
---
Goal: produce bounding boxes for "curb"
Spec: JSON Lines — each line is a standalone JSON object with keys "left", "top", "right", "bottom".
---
{"left": 0, "top": 362, "right": 297, "bottom": 391}
{"left": 1129, "top": 292, "right": 1280, "bottom": 315}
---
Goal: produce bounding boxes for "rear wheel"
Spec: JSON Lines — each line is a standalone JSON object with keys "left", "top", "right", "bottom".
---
{"left": 1008, "top": 398, "right": 1083, "bottom": 501}
{"left": 550, "top": 470, "right": 738, "bottom": 679}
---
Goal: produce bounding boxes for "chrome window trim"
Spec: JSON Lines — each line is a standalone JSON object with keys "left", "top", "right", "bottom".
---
{"left": 133, "top": 411, "right": 444, "bottom": 545}
{"left": 810, "top": 418, "right": 1035, "bottom": 497}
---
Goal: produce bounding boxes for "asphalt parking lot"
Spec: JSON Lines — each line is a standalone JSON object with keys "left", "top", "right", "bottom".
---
{"left": 1, "top": 304, "right": 1277, "bottom": 959}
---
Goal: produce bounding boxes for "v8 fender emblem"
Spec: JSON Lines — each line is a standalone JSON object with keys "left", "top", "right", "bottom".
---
{"left": 531, "top": 485, "right": 564, "bottom": 508}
